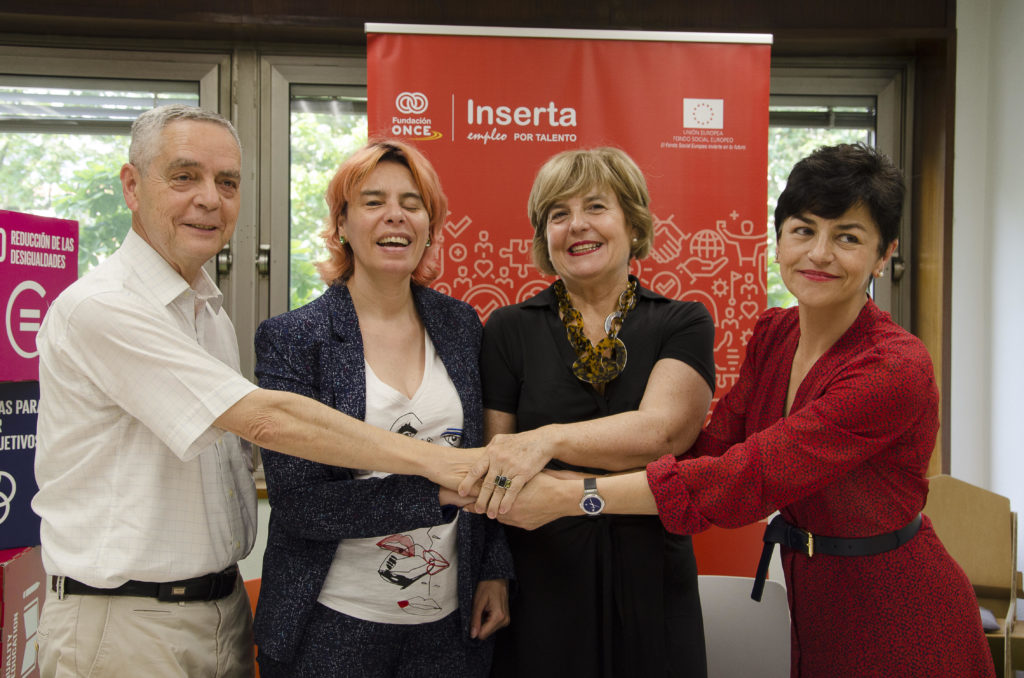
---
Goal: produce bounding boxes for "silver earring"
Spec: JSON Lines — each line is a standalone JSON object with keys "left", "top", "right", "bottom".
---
{"left": 425, "top": 237, "right": 432, "bottom": 248}
{"left": 338, "top": 234, "right": 347, "bottom": 245}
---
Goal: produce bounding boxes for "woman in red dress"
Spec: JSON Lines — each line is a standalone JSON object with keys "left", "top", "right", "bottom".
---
{"left": 482, "top": 144, "right": 995, "bottom": 677}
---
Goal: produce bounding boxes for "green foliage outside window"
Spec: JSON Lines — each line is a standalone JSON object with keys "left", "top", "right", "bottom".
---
{"left": 288, "top": 110, "right": 368, "bottom": 309}
{"left": 0, "top": 132, "right": 129, "bottom": 276}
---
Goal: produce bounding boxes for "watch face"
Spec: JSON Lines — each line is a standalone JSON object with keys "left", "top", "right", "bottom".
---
{"left": 582, "top": 495, "right": 604, "bottom": 515}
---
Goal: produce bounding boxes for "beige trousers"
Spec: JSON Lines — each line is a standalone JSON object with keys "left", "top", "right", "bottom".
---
{"left": 36, "top": 575, "right": 253, "bottom": 678}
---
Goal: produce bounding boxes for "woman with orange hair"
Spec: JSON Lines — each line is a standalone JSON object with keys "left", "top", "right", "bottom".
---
{"left": 253, "top": 140, "right": 512, "bottom": 677}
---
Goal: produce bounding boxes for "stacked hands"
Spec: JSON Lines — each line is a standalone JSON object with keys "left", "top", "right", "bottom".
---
{"left": 435, "top": 429, "right": 583, "bottom": 531}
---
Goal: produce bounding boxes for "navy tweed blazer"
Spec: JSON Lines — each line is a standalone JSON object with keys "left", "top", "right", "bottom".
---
{"left": 252, "top": 283, "right": 513, "bottom": 664}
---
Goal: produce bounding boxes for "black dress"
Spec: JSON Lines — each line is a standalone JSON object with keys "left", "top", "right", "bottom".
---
{"left": 481, "top": 279, "right": 714, "bottom": 678}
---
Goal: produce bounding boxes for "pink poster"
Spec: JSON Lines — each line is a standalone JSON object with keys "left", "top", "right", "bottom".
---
{"left": 367, "top": 26, "right": 771, "bottom": 401}
{"left": 0, "top": 210, "right": 79, "bottom": 383}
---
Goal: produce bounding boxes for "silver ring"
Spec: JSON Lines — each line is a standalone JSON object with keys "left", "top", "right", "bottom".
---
{"left": 494, "top": 475, "right": 512, "bottom": 490}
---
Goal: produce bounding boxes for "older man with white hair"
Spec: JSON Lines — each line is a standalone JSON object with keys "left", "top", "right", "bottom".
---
{"left": 33, "top": 105, "right": 479, "bottom": 678}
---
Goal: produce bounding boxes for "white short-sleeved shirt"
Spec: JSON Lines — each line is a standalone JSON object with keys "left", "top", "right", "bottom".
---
{"left": 316, "top": 335, "right": 462, "bottom": 624}
{"left": 32, "top": 229, "right": 259, "bottom": 588}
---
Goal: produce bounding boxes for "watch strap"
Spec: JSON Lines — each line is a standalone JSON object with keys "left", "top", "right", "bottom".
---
{"left": 580, "top": 477, "right": 604, "bottom": 516}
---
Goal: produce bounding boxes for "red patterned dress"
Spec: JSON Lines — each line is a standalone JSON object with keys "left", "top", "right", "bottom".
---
{"left": 647, "top": 300, "right": 994, "bottom": 677}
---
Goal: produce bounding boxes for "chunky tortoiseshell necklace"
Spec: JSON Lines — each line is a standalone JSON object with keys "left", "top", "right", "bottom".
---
{"left": 553, "top": 277, "right": 638, "bottom": 385}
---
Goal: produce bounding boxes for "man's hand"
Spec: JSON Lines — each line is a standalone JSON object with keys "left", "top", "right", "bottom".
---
{"left": 438, "top": 486, "right": 476, "bottom": 508}
{"left": 432, "top": 447, "right": 486, "bottom": 492}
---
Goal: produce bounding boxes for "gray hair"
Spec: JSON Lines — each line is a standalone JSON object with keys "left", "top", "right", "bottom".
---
{"left": 129, "top": 104, "right": 241, "bottom": 171}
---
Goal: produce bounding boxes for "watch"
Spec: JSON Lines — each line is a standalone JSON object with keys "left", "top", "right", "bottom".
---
{"left": 579, "top": 477, "right": 605, "bottom": 516}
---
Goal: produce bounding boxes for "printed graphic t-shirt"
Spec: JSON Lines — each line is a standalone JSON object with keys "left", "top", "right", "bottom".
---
{"left": 317, "top": 334, "right": 462, "bottom": 624}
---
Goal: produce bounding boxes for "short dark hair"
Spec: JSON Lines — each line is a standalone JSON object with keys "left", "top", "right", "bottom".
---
{"left": 774, "top": 143, "right": 904, "bottom": 255}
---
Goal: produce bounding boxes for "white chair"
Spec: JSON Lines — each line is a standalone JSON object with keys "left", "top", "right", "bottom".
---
{"left": 698, "top": 575, "right": 791, "bottom": 678}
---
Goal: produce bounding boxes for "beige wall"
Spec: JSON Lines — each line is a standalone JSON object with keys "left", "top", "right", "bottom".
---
{"left": 953, "top": 0, "right": 1024, "bottom": 569}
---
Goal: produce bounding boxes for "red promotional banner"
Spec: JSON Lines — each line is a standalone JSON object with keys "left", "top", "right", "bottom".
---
{"left": 367, "top": 26, "right": 771, "bottom": 397}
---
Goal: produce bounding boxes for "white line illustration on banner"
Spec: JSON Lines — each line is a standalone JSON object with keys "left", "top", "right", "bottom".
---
{"left": 0, "top": 470, "right": 16, "bottom": 524}
{"left": 21, "top": 581, "right": 41, "bottom": 675}
{"left": 430, "top": 201, "right": 763, "bottom": 401}
{"left": 6, "top": 279, "right": 47, "bottom": 359}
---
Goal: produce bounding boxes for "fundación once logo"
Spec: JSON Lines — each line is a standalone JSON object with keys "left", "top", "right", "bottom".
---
{"left": 392, "top": 92, "right": 442, "bottom": 140}
{"left": 395, "top": 91, "right": 429, "bottom": 115}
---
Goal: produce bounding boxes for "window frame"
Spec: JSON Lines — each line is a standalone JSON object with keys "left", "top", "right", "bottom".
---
{"left": 257, "top": 53, "right": 367, "bottom": 321}
{"left": 0, "top": 45, "right": 915, "bottom": 366}
{"left": 0, "top": 45, "right": 227, "bottom": 111}
{"left": 0, "top": 43, "right": 236, "bottom": 332}
{"left": 770, "top": 59, "right": 915, "bottom": 326}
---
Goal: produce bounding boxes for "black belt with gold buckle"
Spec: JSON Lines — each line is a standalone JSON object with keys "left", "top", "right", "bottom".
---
{"left": 51, "top": 565, "right": 238, "bottom": 602}
{"left": 750, "top": 514, "right": 922, "bottom": 601}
